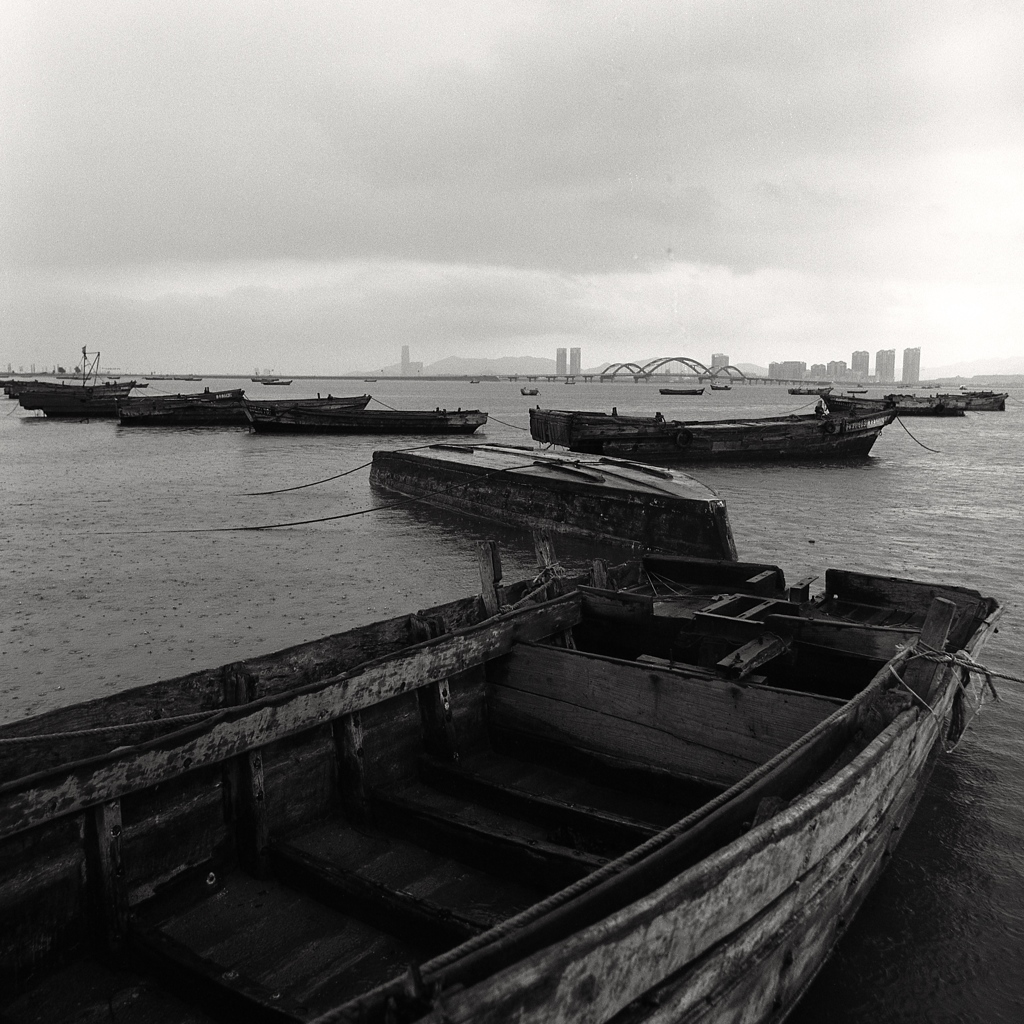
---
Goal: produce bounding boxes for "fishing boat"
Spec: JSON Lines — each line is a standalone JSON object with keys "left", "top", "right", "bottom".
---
{"left": 943, "top": 390, "right": 1007, "bottom": 412}
{"left": 0, "top": 547, "right": 1000, "bottom": 1024}
{"left": 788, "top": 386, "right": 832, "bottom": 396}
{"left": 17, "top": 380, "right": 139, "bottom": 417}
{"left": 116, "top": 388, "right": 249, "bottom": 427}
{"left": 710, "top": 382, "right": 732, "bottom": 391}
{"left": 371, "top": 444, "right": 737, "bottom": 559}
{"left": 262, "top": 379, "right": 293, "bottom": 386}
{"left": 252, "top": 375, "right": 285, "bottom": 384}
{"left": 528, "top": 406, "right": 897, "bottom": 462}
{"left": 520, "top": 387, "right": 540, "bottom": 396}
{"left": 244, "top": 401, "right": 484, "bottom": 435}
{"left": 659, "top": 387, "right": 704, "bottom": 396}
{"left": 828, "top": 393, "right": 967, "bottom": 417}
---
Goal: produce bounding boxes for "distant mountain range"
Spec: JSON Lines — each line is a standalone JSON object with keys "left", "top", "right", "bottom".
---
{"left": 921, "top": 356, "right": 1024, "bottom": 379}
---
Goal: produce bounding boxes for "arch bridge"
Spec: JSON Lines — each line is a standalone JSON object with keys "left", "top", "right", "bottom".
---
{"left": 600, "top": 357, "right": 749, "bottom": 382}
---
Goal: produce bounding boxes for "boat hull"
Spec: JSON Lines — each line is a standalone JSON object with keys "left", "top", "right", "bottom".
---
{"left": 529, "top": 408, "right": 896, "bottom": 463}
{"left": 17, "top": 383, "right": 138, "bottom": 417}
{"left": 245, "top": 404, "right": 485, "bottom": 434}
{"left": 116, "top": 389, "right": 249, "bottom": 426}
{"left": 370, "top": 445, "right": 738, "bottom": 559}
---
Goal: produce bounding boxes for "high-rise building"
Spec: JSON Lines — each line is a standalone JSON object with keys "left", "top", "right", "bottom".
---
{"left": 711, "top": 353, "right": 730, "bottom": 369}
{"left": 810, "top": 363, "right": 827, "bottom": 379}
{"left": 875, "top": 349, "right": 896, "bottom": 383}
{"left": 827, "top": 360, "right": 848, "bottom": 380}
{"left": 401, "top": 345, "right": 410, "bottom": 374}
{"left": 556, "top": 348, "right": 567, "bottom": 376}
{"left": 901, "top": 347, "right": 921, "bottom": 386}
{"left": 851, "top": 351, "right": 869, "bottom": 380}
{"left": 569, "top": 347, "right": 581, "bottom": 375}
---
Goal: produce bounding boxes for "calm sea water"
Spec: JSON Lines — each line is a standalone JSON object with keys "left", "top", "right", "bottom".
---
{"left": 2, "top": 377, "right": 1022, "bottom": 1022}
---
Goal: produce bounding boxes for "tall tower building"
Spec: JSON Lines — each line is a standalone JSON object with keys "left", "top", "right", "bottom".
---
{"left": 711, "top": 353, "right": 729, "bottom": 370}
{"left": 569, "top": 347, "right": 581, "bottom": 375}
{"left": 875, "top": 349, "right": 896, "bottom": 383}
{"left": 851, "top": 351, "right": 869, "bottom": 380}
{"left": 901, "top": 347, "right": 921, "bottom": 386}
{"left": 556, "top": 348, "right": 567, "bottom": 376}
{"left": 401, "top": 345, "right": 410, "bottom": 375}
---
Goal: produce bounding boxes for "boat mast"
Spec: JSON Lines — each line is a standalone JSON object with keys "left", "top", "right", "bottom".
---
{"left": 79, "top": 347, "right": 100, "bottom": 386}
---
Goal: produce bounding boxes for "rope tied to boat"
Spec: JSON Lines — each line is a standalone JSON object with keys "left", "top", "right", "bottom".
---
{"left": 0, "top": 708, "right": 222, "bottom": 745}
{"left": 888, "top": 642, "right": 1008, "bottom": 752}
{"left": 499, "top": 563, "right": 572, "bottom": 613}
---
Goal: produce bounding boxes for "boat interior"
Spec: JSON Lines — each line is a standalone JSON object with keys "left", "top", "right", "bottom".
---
{"left": 0, "top": 555, "right": 996, "bottom": 1024}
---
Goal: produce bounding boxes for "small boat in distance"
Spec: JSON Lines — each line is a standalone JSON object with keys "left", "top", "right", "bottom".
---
{"left": 710, "top": 382, "right": 732, "bottom": 391}
{"left": 243, "top": 400, "right": 484, "bottom": 435}
{"left": 520, "top": 387, "right": 539, "bottom": 396}
{"left": 251, "top": 375, "right": 288, "bottom": 384}
{"left": 789, "top": 386, "right": 833, "bottom": 396}
{"left": 364, "top": 378, "right": 378, "bottom": 382}
{"left": 529, "top": 406, "right": 897, "bottom": 462}
{"left": 261, "top": 379, "right": 293, "bottom": 385}
{"left": 659, "top": 387, "right": 705, "bottom": 396}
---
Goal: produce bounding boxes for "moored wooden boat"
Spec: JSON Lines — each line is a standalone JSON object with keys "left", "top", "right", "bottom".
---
{"left": 520, "top": 387, "right": 539, "bottom": 396}
{"left": 117, "top": 388, "right": 250, "bottom": 426}
{"left": 944, "top": 390, "right": 1007, "bottom": 412}
{"left": 0, "top": 549, "right": 1000, "bottom": 1024}
{"left": 17, "top": 380, "right": 139, "bottom": 417}
{"left": 370, "top": 444, "right": 738, "bottom": 559}
{"left": 828, "top": 393, "right": 967, "bottom": 417}
{"left": 244, "top": 401, "right": 484, "bottom": 435}
{"left": 659, "top": 387, "right": 704, "bottom": 395}
{"left": 529, "top": 407, "right": 897, "bottom": 462}
{"left": 788, "top": 386, "right": 832, "bottom": 396}
{"left": 710, "top": 382, "right": 732, "bottom": 391}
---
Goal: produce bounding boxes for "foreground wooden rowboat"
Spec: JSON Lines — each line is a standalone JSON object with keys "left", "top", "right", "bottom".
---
{"left": 0, "top": 550, "right": 1000, "bottom": 1023}
{"left": 528, "top": 407, "right": 897, "bottom": 462}
{"left": 244, "top": 402, "right": 484, "bottom": 434}
{"left": 370, "top": 443, "right": 738, "bottom": 559}
{"left": 117, "top": 388, "right": 251, "bottom": 426}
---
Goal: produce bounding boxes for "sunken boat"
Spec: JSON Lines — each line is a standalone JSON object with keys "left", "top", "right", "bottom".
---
{"left": 370, "top": 443, "right": 738, "bottom": 560}
{"left": 116, "top": 388, "right": 250, "bottom": 426}
{"left": 244, "top": 401, "right": 485, "bottom": 435}
{"left": 0, "top": 547, "right": 1001, "bottom": 1024}
{"left": 528, "top": 406, "right": 897, "bottom": 462}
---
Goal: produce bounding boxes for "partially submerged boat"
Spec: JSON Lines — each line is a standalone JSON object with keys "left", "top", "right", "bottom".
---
{"left": 528, "top": 407, "right": 897, "bottom": 462}
{"left": 244, "top": 401, "right": 485, "bottom": 435}
{"left": 0, "top": 549, "right": 1000, "bottom": 1024}
{"left": 117, "top": 388, "right": 249, "bottom": 427}
{"left": 370, "top": 443, "right": 738, "bottom": 559}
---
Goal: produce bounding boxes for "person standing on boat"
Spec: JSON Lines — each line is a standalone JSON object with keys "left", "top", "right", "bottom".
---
{"left": 814, "top": 397, "right": 830, "bottom": 418}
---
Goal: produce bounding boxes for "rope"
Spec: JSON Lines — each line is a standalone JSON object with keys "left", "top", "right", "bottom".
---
{"left": 369, "top": 395, "right": 529, "bottom": 433}
{"left": 0, "top": 708, "right": 221, "bottom": 745}
{"left": 894, "top": 414, "right": 942, "bottom": 453}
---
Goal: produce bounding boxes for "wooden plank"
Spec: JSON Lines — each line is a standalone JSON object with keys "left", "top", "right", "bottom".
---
{"left": 788, "top": 574, "right": 818, "bottom": 603}
{"left": 85, "top": 799, "right": 128, "bottom": 951}
{"left": 270, "top": 842, "right": 486, "bottom": 949}
{"left": 478, "top": 540, "right": 503, "bottom": 616}
{"left": 488, "top": 645, "right": 837, "bottom": 787}
{"left": 0, "top": 595, "right": 583, "bottom": 841}
{"left": 715, "top": 633, "right": 790, "bottom": 679}
{"left": 765, "top": 614, "right": 919, "bottom": 661}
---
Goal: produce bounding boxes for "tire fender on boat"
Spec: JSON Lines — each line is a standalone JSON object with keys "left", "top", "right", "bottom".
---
{"left": 675, "top": 429, "right": 693, "bottom": 447}
{"left": 823, "top": 419, "right": 837, "bottom": 434}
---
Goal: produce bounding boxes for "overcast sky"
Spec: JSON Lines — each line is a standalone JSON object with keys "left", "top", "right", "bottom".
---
{"left": 2, "top": 1, "right": 1022, "bottom": 374}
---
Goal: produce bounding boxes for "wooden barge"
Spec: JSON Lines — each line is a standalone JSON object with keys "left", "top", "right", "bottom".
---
{"left": 528, "top": 407, "right": 897, "bottom": 462}
{"left": 0, "top": 549, "right": 1000, "bottom": 1024}
{"left": 117, "top": 388, "right": 250, "bottom": 427}
{"left": 244, "top": 402, "right": 483, "bottom": 435}
{"left": 947, "top": 390, "right": 1007, "bottom": 412}
{"left": 659, "top": 387, "right": 704, "bottom": 396}
{"left": 370, "top": 444, "right": 738, "bottom": 560}
{"left": 17, "top": 381, "right": 140, "bottom": 417}
{"left": 827, "top": 393, "right": 968, "bottom": 417}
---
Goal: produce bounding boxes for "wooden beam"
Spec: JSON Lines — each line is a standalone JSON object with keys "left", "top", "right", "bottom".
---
{"left": 902, "top": 598, "right": 957, "bottom": 704}
{"left": 716, "top": 633, "right": 790, "bottom": 679}
{"left": 85, "top": 798, "right": 128, "bottom": 951}
{"left": 0, "top": 595, "right": 582, "bottom": 841}
{"left": 478, "top": 541, "right": 504, "bottom": 616}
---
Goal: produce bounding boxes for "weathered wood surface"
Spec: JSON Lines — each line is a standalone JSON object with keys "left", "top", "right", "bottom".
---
{"left": 487, "top": 644, "right": 840, "bottom": 788}
{"left": 0, "top": 595, "right": 582, "bottom": 841}
{"left": 0, "top": 592, "right": 489, "bottom": 781}
{"left": 763, "top": 614, "right": 920, "bottom": 661}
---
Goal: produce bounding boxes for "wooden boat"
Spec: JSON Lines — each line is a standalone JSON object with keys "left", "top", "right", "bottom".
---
{"left": 244, "top": 401, "right": 483, "bottom": 435}
{"left": 528, "top": 407, "right": 897, "bottom": 462}
{"left": 788, "top": 386, "right": 832, "bottom": 396}
{"left": 116, "top": 388, "right": 250, "bottom": 426}
{"left": 710, "top": 383, "right": 732, "bottom": 391}
{"left": 17, "top": 380, "right": 139, "bottom": 417}
{"left": 828, "top": 393, "right": 967, "bottom": 417}
{"left": 0, "top": 548, "right": 1000, "bottom": 1024}
{"left": 659, "top": 387, "right": 704, "bottom": 395}
{"left": 520, "top": 387, "right": 539, "bottom": 396}
{"left": 370, "top": 444, "right": 738, "bottom": 559}
{"left": 944, "top": 390, "right": 1007, "bottom": 412}
{"left": 263, "top": 379, "right": 293, "bottom": 386}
